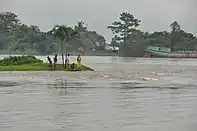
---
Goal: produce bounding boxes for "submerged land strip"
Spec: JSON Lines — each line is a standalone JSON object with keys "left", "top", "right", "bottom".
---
{"left": 0, "top": 55, "right": 94, "bottom": 71}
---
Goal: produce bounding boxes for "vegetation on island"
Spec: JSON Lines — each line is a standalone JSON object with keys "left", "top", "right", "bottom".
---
{"left": 0, "top": 11, "right": 196, "bottom": 57}
{"left": 0, "top": 56, "right": 93, "bottom": 71}
{"left": 0, "top": 55, "right": 42, "bottom": 66}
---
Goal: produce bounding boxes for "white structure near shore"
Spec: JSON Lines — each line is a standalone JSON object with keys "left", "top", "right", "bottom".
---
{"left": 105, "top": 45, "right": 119, "bottom": 51}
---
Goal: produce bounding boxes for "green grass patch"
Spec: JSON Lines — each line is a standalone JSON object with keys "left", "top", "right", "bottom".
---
{"left": 0, "top": 55, "right": 43, "bottom": 66}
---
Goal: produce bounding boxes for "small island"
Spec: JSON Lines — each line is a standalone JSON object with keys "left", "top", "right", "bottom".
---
{"left": 0, "top": 55, "right": 94, "bottom": 71}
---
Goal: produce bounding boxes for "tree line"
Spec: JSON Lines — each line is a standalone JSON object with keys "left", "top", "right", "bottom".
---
{"left": 0, "top": 11, "right": 196, "bottom": 57}
{"left": 108, "top": 12, "right": 197, "bottom": 56}
{"left": 0, "top": 12, "right": 106, "bottom": 56}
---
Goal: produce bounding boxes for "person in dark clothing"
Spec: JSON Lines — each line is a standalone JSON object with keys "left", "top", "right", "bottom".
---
{"left": 65, "top": 58, "right": 68, "bottom": 69}
{"left": 47, "top": 56, "right": 52, "bottom": 68}
{"left": 53, "top": 55, "right": 58, "bottom": 69}
{"left": 70, "top": 63, "right": 75, "bottom": 71}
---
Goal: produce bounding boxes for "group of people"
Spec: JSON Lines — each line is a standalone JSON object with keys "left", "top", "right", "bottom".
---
{"left": 47, "top": 54, "right": 82, "bottom": 71}
{"left": 47, "top": 54, "right": 57, "bottom": 68}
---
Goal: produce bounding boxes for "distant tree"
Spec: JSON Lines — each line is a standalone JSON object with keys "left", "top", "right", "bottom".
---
{"left": 0, "top": 12, "right": 20, "bottom": 32}
{"left": 110, "top": 35, "right": 120, "bottom": 50}
{"left": 8, "top": 24, "right": 29, "bottom": 48}
{"left": 143, "top": 32, "right": 150, "bottom": 39}
{"left": 107, "top": 12, "right": 141, "bottom": 44}
{"left": 170, "top": 21, "right": 182, "bottom": 49}
{"left": 96, "top": 35, "right": 106, "bottom": 50}
{"left": 145, "top": 31, "right": 170, "bottom": 47}
{"left": 170, "top": 21, "right": 181, "bottom": 32}
{"left": 29, "top": 25, "right": 40, "bottom": 36}
{"left": 75, "top": 21, "right": 87, "bottom": 32}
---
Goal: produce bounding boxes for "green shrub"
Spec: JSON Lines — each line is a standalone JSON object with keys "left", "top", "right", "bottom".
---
{"left": 0, "top": 55, "right": 43, "bottom": 66}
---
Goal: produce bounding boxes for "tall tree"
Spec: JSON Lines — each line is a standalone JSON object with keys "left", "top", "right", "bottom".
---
{"left": 110, "top": 35, "right": 120, "bottom": 50}
{"left": 8, "top": 24, "right": 29, "bottom": 46}
{"left": 0, "top": 12, "right": 20, "bottom": 32}
{"left": 107, "top": 12, "right": 141, "bottom": 44}
{"left": 170, "top": 21, "right": 181, "bottom": 32}
{"left": 29, "top": 25, "right": 40, "bottom": 36}
{"left": 75, "top": 21, "right": 87, "bottom": 32}
{"left": 51, "top": 25, "right": 79, "bottom": 66}
{"left": 51, "top": 25, "right": 67, "bottom": 66}
{"left": 170, "top": 21, "right": 181, "bottom": 49}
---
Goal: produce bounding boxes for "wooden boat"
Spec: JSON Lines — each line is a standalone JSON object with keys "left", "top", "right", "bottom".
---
{"left": 144, "top": 46, "right": 197, "bottom": 58}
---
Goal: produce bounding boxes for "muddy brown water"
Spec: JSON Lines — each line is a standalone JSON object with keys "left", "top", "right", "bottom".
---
{"left": 0, "top": 55, "right": 197, "bottom": 131}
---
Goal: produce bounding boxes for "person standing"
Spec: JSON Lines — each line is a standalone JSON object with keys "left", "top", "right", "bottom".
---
{"left": 65, "top": 54, "right": 70, "bottom": 69}
{"left": 47, "top": 56, "right": 52, "bottom": 68}
{"left": 53, "top": 54, "right": 58, "bottom": 69}
{"left": 76, "top": 54, "right": 81, "bottom": 70}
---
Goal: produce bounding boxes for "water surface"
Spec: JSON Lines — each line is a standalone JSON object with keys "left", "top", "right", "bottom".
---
{"left": 0, "top": 55, "right": 197, "bottom": 131}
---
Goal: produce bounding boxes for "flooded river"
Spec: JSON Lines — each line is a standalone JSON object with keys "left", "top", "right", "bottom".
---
{"left": 0, "top": 55, "right": 197, "bottom": 131}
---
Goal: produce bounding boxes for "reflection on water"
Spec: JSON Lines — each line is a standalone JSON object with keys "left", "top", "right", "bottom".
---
{"left": 49, "top": 79, "right": 68, "bottom": 89}
{"left": 0, "top": 56, "right": 197, "bottom": 131}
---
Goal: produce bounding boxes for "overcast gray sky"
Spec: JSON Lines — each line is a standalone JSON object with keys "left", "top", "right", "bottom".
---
{"left": 1, "top": 0, "right": 197, "bottom": 41}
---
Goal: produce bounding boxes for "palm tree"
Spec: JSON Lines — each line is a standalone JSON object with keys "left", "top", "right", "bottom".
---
{"left": 51, "top": 25, "right": 79, "bottom": 67}
{"left": 29, "top": 25, "right": 40, "bottom": 36}
{"left": 64, "top": 26, "right": 80, "bottom": 45}
{"left": 74, "top": 21, "right": 87, "bottom": 32}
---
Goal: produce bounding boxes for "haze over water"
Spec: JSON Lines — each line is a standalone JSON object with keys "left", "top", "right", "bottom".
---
{"left": 0, "top": 55, "right": 197, "bottom": 131}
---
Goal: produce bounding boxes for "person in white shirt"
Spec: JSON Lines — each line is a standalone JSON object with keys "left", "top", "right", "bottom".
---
{"left": 65, "top": 53, "right": 70, "bottom": 68}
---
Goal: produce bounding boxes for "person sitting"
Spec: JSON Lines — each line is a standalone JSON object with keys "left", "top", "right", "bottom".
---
{"left": 70, "top": 63, "right": 75, "bottom": 71}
